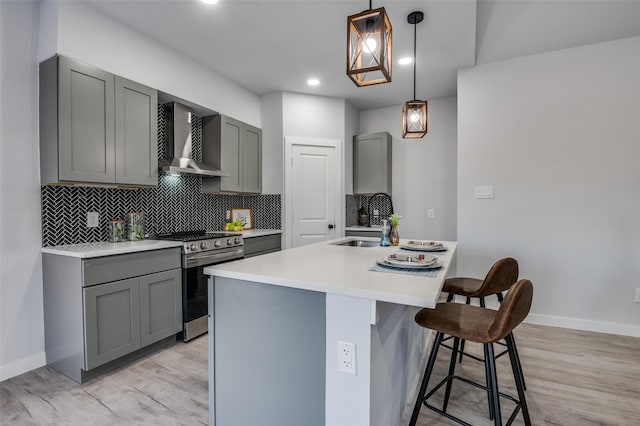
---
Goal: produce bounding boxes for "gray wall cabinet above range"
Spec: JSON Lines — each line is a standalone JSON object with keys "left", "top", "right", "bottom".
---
{"left": 353, "top": 132, "right": 392, "bottom": 195}
{"left": 40, "top": 56, "right": 158, "bottom": 186}
{"left": 201, "top": 115, "right": 262, "bottom": 194}
{"left": 43, "top": 248, "right": 181, "bottom": 383}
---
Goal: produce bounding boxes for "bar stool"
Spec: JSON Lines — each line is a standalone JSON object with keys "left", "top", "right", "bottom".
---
{"left": 409, "top": 279, "right": 533, "bottom": 426}
{"left": 441, "top": 258, "right": 526, "bottom": 391}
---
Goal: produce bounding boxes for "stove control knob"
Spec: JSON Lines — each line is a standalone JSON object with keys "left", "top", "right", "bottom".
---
{"left": 234, "top": 237, "right": 242, "bottom": 244}
{"left": 200, "top": 242, "right": 208, "bottom": 249}
{"left": 214, "top": 240, "right": 222, "bottom": 248}
{"left": 226, "top": 238, "right": 233, "bottom": 246}
{"left": 190, "top": 243, "right": 198, "bottom": 251}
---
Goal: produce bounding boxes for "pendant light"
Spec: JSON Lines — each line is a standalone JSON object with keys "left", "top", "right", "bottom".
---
{"left": 402, "top": 11, "right": 427, "bottom": 139}
{"left": 346, "top": 0, "right": 392, "bottom": 87}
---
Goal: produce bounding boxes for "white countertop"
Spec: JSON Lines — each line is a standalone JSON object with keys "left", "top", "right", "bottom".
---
{"left": 41, "top": 240, "right": 184, "bottom": 258}
{"left": 239, "top": 229, "right": 282, "bottom": 238}
{"left": 205, "top": 237, "right": 457, "bottom": 308}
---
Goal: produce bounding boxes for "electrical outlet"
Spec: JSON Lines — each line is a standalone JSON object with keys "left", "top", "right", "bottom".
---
{"left": 474, "top": 186, "right": 494, "bottom": 199}
{"left": 86, "top": 212, "right": 99, "bottom": 228}
{"left": 226, "top": 210, "right": 230, "bottom": 220}
{"left": 635, "top": 288, "right": 640, "bottom": 303}
{"left": 338, "top": 341, "right": 356, "bottom": 375}
{"left": 427, "top": 209, "right": 435, "bottom": 219}
{"left": 373, "top": 209, "right": 379, "bottom": 216}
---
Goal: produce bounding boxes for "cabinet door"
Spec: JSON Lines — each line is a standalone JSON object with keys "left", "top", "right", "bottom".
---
{"left": 58, "top": 57, "right": 115, "bottom": 183}
{"left": 115, "top": 77, "right": 158, "bottom": 186}
{"left": 242, "top": 125, "right": 262, "bottom": 194}
{"left": 353, "top": 132, "right": 392, "bottom": 194}
{"left": 83, "top": 278, "right": 141, "bottom": 370}
{"left": 139, "top": 269, "right": 182, "bottom": 346}
{"left": 220, "top": 116, "right": 243, "bottom": 192}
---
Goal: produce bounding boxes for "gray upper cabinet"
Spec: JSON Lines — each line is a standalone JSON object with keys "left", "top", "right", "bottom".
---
{"left": 353, "top": 132, "right": 392, "bottom": 195}
{"left": 115, "top": 77, "right": 158, "bottom": 186}
{"left": 201, "top": 115, "right": 262, "bottom": 194}
{"left": 40, "top": 56, "right": 158, "bottom": 186}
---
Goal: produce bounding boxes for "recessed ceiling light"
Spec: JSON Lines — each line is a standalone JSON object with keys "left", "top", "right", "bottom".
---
{"left": 307, "top": 79, "right": 320, "bottom": 86}
{"left": 201, "top": 0, "right": 219, "bottom": 4}
{"left": 398, "top": 57, "right": 413, "bottom": 65}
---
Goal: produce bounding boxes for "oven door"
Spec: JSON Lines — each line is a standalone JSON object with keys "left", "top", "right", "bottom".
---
{"left": 182, "top": 247, "right": 243, "bottom": 341}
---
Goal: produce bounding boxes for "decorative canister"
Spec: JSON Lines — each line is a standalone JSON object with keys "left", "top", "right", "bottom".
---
{"left": 127, "top": 212, "right": 145, "bottom": 241}
{"left": 108, "top": 219, "right": 126, "bottom": 242}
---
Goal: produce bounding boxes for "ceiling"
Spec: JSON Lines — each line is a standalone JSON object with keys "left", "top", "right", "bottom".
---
{"left": 86, "top": 0, "right": 640, "bottom": 111}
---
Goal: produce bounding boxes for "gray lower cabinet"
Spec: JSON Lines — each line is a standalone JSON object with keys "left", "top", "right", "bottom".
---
{"left": 43, "top": 248, "right": 181, "bottom": 383}
{"left": 353, "top": 132, "right": 392, "bottom": 195}
{"left": 40, "top": 55, "right": 158, "bottom": 186}
{"left": 201, "top": 115, "right": 262, "bottom": 194}
{"left": 243, "top": 234, "right": 282, "bottom": 258}
{"left": 84, "top": 277, "right": 141, "bottom": 370}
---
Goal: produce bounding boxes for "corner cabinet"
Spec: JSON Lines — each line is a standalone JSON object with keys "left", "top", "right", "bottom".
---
{"left": 39, "top": 56, "right": 158, "bottom": 186}
{"left": 201, "top": 115, "right": 262, "bottom": 194}
{"left": 43, "top": 248, "right": 182, "bottom": 383}
{"left": 353, "top": 132, "right": 392, "bottom": 195}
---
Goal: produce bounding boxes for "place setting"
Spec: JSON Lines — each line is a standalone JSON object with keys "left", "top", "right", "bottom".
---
{"left": 400, "top": 240, "right": 448, "bottom": 252}
{"left": 370, "top": 251, "right": 444, "bottom": 277}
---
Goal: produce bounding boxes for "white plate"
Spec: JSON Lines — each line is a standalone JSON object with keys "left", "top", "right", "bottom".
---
{"left": 385, "top": 253, "right": 437, "bottom": 267}
{"left": 376, "top": 258, "right": 444, "bottom": 270}
{"left": 401, "top": 241, "right": 447, "bottom": 252}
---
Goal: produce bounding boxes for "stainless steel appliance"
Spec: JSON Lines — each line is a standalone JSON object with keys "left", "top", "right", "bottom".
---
{"left": 155, "top": 230, "right": 244, "bottom": 341}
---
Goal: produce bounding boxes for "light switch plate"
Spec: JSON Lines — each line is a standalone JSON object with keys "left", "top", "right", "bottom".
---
{"left": 427, "top": 209, "right": 435, "bottom": 219}
{"left": 86, "top": 212, "right": 99, "bottom": 228}
{"left": 474, "top": 186, "right": 494, "bottom": 199}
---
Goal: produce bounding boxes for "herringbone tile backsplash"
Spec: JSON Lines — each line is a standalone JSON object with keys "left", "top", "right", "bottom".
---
{"left": 41, "top": 105, "right": 281, "bottom": 247}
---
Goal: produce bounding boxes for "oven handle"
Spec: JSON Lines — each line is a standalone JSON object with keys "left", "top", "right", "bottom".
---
{"left": 184, "top": 247, "right": 244, "bottom": 268}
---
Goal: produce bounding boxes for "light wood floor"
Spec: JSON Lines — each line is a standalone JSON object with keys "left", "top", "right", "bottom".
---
{"left": 1, "top": 324, "right": 638, "bottom": 425}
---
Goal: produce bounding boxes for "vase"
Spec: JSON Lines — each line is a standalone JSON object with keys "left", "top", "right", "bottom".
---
{"left": 390, "top": 224, "right": 399, "bottom": 246}
{"left": 358, "top": 214, "right": 368, "bottom": 226}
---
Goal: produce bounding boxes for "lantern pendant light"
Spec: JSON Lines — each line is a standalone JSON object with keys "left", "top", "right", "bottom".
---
{"left": 402, "top": 11, "right": 427, "bottom": 139}
{"left": 346, "top": 0, "right": 392, "bottom": 87}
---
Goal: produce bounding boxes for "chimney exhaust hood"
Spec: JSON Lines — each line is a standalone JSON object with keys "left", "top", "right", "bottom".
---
{"left": 160, "top": 102, "right": 226, "bottom": 177}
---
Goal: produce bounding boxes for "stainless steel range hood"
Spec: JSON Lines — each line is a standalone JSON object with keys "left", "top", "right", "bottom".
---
{"left": 160, "top": 102, "right": 226, "bottom": 177}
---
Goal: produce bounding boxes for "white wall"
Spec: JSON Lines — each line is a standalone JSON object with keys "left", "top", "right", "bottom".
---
{"left": 458, "top": 36, "right": 640, "bottom": 336}
{"left": 0, "top": 0, "right": 46, "bottom": 380}
{"left": 50, "top": 1, "right": 261, "bottom": 127}
{"left": 260, "top": 92, "right": 284, "bottom": 195}
{"left": 359, "top": 97, "right": 458, "bottom": 241}
{"left": 344, "top": 101, "right": 359, "bottom": 195}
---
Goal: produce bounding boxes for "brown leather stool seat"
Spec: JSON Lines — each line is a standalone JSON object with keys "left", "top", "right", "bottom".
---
{"left": 440, "top": 258, "right": 526, "bottom": 393}
{"left": 410, "top": 279, "right": 533, "bottom": 426}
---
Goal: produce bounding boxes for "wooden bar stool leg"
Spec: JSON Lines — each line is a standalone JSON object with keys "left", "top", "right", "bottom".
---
{"left": 442, "top": 337, "right": 460, "bottom": 413}
{"left": 485, "top": 343, "right": 502, "bottom": 426}
{"left": 410, "top": 332, "right": 444, "bottom": 426}
{"left": 506, "top": 333, "right": 531, "bottom": 426}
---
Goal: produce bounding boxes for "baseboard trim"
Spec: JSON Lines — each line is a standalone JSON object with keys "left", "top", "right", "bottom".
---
{"left": 0, "top": 351, "right": 46, "bottom": 382}
{"left": 525, "top": 314, "right": 640, "bottom": 338}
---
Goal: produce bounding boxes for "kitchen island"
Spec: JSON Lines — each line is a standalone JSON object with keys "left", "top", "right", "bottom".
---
{"left": 204, "top": 237, "right": 457, "bottom": 426}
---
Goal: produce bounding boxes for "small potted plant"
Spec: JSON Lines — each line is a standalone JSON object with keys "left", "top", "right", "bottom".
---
{"left": 358, "top": 206, "right": 368, "bottom": 226}
{"left": 388, "top": 213, "right": 402, "bottom": 246}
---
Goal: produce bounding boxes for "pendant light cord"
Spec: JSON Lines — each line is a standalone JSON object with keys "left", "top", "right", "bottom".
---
{"left": 413, "top": 19, "right": 417, "bottom": 100}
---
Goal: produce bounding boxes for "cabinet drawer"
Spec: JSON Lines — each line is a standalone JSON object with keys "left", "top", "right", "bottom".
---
{"left": 244, "top": 234, "right": 281, "bottom": 257}
{"left": 83, "top": 248, "right": 181, "bottom": 287}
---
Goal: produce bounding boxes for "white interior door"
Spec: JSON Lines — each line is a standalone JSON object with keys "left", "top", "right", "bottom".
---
{"left": 285, "top": 138, "right": 342, "bottom": 248}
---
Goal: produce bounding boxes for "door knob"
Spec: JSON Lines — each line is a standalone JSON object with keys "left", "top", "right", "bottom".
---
{"left": 328, "top": 224, "right": 334, "bottom": 229}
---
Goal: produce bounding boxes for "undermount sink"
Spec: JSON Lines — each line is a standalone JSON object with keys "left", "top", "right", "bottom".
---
{"left": 332, "top": 239, "right": 379, "bottom": 247}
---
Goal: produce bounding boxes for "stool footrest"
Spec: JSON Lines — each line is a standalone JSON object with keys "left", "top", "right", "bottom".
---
{"left": 419, "top": 374, "right": 524, "bottom": 426}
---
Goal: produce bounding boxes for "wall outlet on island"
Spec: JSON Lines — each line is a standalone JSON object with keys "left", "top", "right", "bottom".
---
{"left": 86, "top": 212, "right": 99, "bottom": 228}
{"left": 635, "top": 288, "right": 640, "bottom": 303}
{"left": 338, "top": 341, "right": 356, "bottom": 375}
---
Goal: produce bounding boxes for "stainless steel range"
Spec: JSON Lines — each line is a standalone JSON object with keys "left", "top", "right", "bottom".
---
{"left": 155, "top": 231, "right": 244, "bottom": 341}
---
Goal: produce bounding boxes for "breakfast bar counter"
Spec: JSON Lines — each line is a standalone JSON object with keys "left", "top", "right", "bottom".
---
{"left": 204, "top": 237, "right": 457, "bottom": 426}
